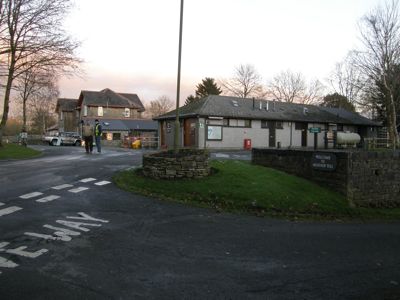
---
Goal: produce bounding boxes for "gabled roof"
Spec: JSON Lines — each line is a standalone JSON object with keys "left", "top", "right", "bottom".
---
{"left": 56, "top": 98, "right": 78, "bottom": 112}
{"left": 155, "top": 95, "right": 380, "bottom": 127}
{"left": 77, "top": 88, "right": 145, "bottom": 112}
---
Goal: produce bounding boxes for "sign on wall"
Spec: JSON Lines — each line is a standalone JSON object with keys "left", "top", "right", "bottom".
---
{"left": 311, "top": 152, "right": 337, "bottom": 171}
{"left": 207, "top": 125, "right": 222, "bottom": 140}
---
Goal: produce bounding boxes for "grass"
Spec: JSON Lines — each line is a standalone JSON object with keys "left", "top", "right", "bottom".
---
{"left": 0, "top": 143, "right": 41, "bottom": 160}
{"left": 114, "top": 160, "right": 400, "bottom": 221}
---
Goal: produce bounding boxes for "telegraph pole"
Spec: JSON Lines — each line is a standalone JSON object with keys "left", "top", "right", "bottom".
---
{"left": 174, "top": 0, "right": 184, "bottom": 153}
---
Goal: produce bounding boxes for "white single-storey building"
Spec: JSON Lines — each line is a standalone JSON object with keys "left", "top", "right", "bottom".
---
{"left": 155, "top": 95, "right": 380, "bottom": 149}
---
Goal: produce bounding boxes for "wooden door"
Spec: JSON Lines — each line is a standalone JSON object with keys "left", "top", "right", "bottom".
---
{"left": 301, "top": 123, "right": 308, "bottom": 147}
{"left": 268, "top": 121, "right": 276, "bottom": 147}
{"left": 184, "top": 119, "right": 196, "bottom": 147}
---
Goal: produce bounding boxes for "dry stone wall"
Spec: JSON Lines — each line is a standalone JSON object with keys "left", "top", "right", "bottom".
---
{"left": 252, "top": 148, "right": 400, "bottom": 208}
{"left": 143, "top": 149, "right": 210, "bottom": 179}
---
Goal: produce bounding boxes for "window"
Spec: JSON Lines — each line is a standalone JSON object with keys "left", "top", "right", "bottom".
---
{"left": 113, "top": 133, "right": 121, "bottom": 140}
{"left": 207, "top": 125, "right": 222, "bottom": 140}
{"left": 295, "top": 122, "right": 305, "bottom": 130}
{"left": 276, "top": 121, "right": 283, "bottom": 129}
{"left": 229, "top": 119, "right": 238, "bottom": 127}
{"left": 227, "top": 119, "right": 251, "bottom": 128}
{"left": 60, "top": 111, "right": 63, "bottom": 121}
{"left": 261, "top": 120, "right": 268, "bottom": 128}
{"left": 207, "top": 118, "right": 223, "bottom": 125}
{"left": 98, "top": 106, "right": 103, "bottom": 117}
{"left": 83, "top": 105, "right": 88, "bottom": 117}
{"left": 124, "top": 108, "right": 130, "bottom": 118}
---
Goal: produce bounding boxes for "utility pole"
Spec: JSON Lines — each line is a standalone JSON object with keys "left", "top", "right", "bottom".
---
{"left": 174, "top": 0, "right": 184, "bottom": 153}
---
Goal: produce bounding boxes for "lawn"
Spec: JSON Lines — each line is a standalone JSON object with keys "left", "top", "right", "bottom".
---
{"left": 0, "top": 143, "right": 41, "bottom": 159}
{"left": 114, "top": 160, "right": 400, "bottom": 220}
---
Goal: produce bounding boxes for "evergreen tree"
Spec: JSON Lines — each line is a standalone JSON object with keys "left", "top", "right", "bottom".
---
{"left": 321, "top": 93, "right": 355, "bottom": 112}
{"left": 195, "top": 77, "right": 222, "bottom": 98}
{"left": 185, "top": 78, "right": 222, "bottom": 105}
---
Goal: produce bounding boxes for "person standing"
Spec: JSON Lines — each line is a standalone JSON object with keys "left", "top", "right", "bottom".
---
{"left": 94, "top": 119, "right": 102, "bottom": 153}
{"left": 82, "top": 120, "right": 94, "bottom": 154}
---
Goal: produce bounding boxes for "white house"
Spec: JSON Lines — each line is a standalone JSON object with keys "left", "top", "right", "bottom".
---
{"left": 154, "top": 95, "right": 380, "bottom": 150}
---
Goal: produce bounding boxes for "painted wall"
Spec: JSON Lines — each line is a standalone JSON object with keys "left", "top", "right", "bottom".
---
{"left": 159, "top": 118, "right": 375, "bottom": 150}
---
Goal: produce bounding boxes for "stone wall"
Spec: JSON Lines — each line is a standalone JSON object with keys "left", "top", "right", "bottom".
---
{"left": 143, "top": 149, "right": 210, "bottom": 179}
{"left": 252, "top": 148, "right": 400, "bottom": 208}
{"left": 347, "top": 151, "right": 400, "bottom": 207}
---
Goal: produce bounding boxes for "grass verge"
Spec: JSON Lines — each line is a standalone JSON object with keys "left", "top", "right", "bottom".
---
{"left": 113, "top": 160, "right": 400, "bottom": 221}
{"left": 0, "top": 143, "right": 41, "bottom": 160}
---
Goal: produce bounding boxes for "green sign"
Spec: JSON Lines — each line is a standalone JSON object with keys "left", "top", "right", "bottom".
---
{"left": 309, "top": 127, "right": 321, "bottom": 133}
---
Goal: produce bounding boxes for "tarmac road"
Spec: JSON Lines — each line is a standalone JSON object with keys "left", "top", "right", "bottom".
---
{"left": 0, "top": 145, "right": 399, "bottom": 299}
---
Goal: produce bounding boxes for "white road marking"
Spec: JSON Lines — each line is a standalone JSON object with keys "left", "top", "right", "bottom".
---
{"left": 36, "top": 195, "right": 60, "bottom": 203}
{"left": 79, "top": 178, "right": 96, "bottom": 183}
{"left": 67, "top": 212, "right": 109, "bottom": 223}
{"left": 56, "top": 220, "right": 101, "bottom": 232}
{"left": 2, "top": 246, "right": 48, "bottom": 258}
{"left": 25, "top": 225, "right": 81, "bottom": 242}
{"left": 0, "top": 206, "right": 23, "bottom": 217}
{"left": 19, "top": 192, "right": 43, "bottom": 199}
{"left": 52, "top": 184, "right": 73, "bottom": 190}
{"left": 0, "top": 256, "right": 18, "bottom": 269}
{"left": 0, "top": 202, "right": 4, "bottom": 207}
{"left": 68, "top": 187, "right": 89, "bottom": 193}
{"left": 65, "top": 155, "right": 82, "bottom": 161}
{"left": 94, "top": 181, "right": 111, "bottom": 186}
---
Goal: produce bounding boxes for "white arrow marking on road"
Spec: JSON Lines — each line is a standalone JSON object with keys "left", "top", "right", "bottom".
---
{"left": 52, "top": 184, "right": 73, "bottom": 190}
{"left": 19, "top": 192, "right": 43, "bottom": 199}
{"left": 0, "top": 206, "right": 22, "bottom": 217}
{"left": 94, "top": 181, "right": 111, "bottom": 186}
{"left": 68, "top": 187, "right": 89, "bottom": 193}
{"left": 36, "top": 195, "right": 60, "bottom": 203}
{"left": 80, "top": 178, "right": 96, "bottom": 183}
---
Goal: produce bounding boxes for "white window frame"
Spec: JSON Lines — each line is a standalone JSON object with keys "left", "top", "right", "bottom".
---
{"left": 83, "top": 105, "right": 88, "bottom": 117}
{"left": 98, "top": 106, "right": 103, "bottom": 117}
{"left": 124, "top": 108, "right": 130, "bottom": 118}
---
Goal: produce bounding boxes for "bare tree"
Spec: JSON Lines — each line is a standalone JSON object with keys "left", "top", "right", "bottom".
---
{"left": 14, "top": 63, "right": 52, "bottom": 131}
{"left": 145, "top": 96, "right": 174, "bottom": 118}
{"left": 328, "top": 52, "right": 366, "bottom": 106}
{"left": 0, "top": 0, "right": 80, "bottom": 146}
{"left": 268, "top": 70, "right": 324, "bottom": 104}
{"left": 28, "top": 75, "right": 59, "bottom": 134}
{"left": 354, "top": 0, "right": 400, "bottom": 147}
{"left": 220, "top": 64, "right": 265, "bottom": 98}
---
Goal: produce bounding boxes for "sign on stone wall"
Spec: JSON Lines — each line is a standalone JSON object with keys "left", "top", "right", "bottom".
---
{"left": 311, "top": 152, "right": 337, "bottom": 171}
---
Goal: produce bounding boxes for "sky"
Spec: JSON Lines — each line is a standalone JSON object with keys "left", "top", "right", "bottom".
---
{"left": 59, "top": 0, "right": 385, "bottom": 105}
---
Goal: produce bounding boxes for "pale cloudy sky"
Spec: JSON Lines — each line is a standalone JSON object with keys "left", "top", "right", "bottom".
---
{"left": 59, "top": 0, "right": 384, "bottom": 104}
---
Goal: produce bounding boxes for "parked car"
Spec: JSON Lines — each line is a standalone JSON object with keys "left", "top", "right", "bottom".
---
{"left": 43, "top": 132, "right": 82, "bottom": 146}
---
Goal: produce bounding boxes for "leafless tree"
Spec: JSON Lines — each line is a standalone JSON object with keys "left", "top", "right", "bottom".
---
{"left": 145, "top": 95, "right": 174, "bottom": 118}
{"left": 0, "top": 0, "right": 80, "bottom": 146}
{"left": 328, "top": 52, "right": 366, "bottom": 106}
{"left": 14, "top": 62, "right": 54, "bottom": 131}
{"left": 220, "top": 64, "right": 265, "bottom": 98}
{"left": 267, "top": 70, "right": 324, "bottom": 104}
{"left": 353, "top": 0, "right": 400, "bottom": 147}
{"left": 28, "top": 75, "right": 59, "bottom": 133}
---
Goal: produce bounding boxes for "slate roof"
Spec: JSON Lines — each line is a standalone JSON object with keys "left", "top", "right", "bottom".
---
{"left": 78, "top": 88, "right": 145, "bottom": 112}
{"left": 83, "top": 118, "right": 158, "bottom": 131}
{"left": 56, "top": 98, "right": 78, "bottom": 112}
{"left": 155, "top": 95, "right": 380, "bottom": 127}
